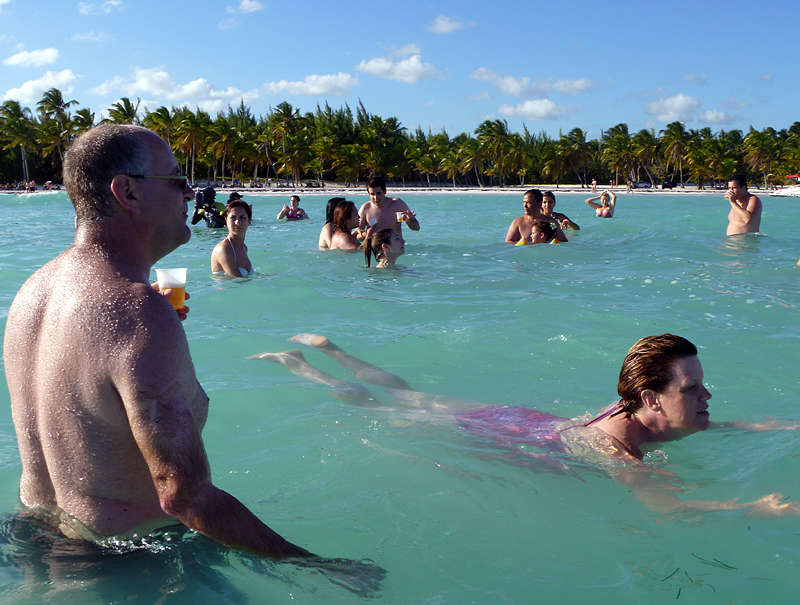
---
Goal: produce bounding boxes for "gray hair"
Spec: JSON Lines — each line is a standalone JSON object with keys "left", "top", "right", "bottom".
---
{"left": 64, "top": 124, "right": 152, "bottom": 221}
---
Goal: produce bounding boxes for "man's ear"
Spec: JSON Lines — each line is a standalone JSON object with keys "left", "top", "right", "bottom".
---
{"left": 110, "top": 174, "right": 142, "bottom": 215}
{"left": 641, "top": 389, "right": 660, "bottom": 412}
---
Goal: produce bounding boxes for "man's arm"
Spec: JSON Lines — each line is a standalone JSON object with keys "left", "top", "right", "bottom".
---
{"left": 727, "top": 194, "right": 759, "bottom": 224}
{"left": 358, "top": 202, "right": 370, "bottom": 231}
{"left": 396, "top": 200, "right": 419, "bottom": 231}
{"left": 505, "top": 219, "right": 521, "bottom": 244}
{"left": 118, "top": 293, "right": 312, "bottom": 558}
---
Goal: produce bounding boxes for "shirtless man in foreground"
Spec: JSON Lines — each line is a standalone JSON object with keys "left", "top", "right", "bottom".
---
{"left": 4, "top": 124, "right": 310, "bottom": 558}
{"left": 725, "top": 173, "right": 762, "bottom": 235}
{"left": 505, "top": 189, "right": 544, "bottom": 244}
{"left": 358, "top": 176, "right": 419, "bottom": 235}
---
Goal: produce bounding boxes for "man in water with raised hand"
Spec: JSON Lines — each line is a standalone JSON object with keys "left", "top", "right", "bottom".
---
{"left": 4, "top": 124, "right": 311, "bottom": 558}
{"left": 725, "top": 172, "right": 762, "bottom": 235}
{"left": 358, "top": 176, "right": 419, "bottom": 235}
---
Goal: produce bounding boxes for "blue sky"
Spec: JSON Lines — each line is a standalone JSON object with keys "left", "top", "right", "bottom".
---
{"left": 0, "top": 0, "right": 795, "bottom": 140}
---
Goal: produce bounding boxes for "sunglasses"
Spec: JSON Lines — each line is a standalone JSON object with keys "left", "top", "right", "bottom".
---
{"left": 128, "top": 174, "right": 189, "bottom": 190}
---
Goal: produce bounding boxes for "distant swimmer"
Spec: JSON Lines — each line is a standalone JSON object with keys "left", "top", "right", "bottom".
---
{"left": 585, "top": 190, "right": 616, "bottom": 218}
{"left": 505, "top": 189, "right": 544, "bottom": 244}
{"left": 277, "top": 195, "right": 308, "bottom": 221}
{"left": 252, "top": 333, "right": 800, "bottom": 517}
{"left": 725, "top": 173, "right": 762, "bottom": 235}
{"left": 358, "top": 176, "right": 419, "bottom": 235}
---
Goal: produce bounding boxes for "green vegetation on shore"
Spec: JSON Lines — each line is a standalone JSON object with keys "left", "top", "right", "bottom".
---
{"left": 1, "top": 89, "right": 799, "bottom": 189}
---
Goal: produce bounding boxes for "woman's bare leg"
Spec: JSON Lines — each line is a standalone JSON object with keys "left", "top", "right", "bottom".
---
{"left": 289, "top": 334, "right": 412, "bottom": 390}
{"left": 247, "top": 350, "right": 379, "bottom": 406}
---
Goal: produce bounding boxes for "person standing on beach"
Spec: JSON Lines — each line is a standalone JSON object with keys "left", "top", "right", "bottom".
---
{"left": 725, "top": 173, "right": 762, "bottom": 235}
{"left": 505, "top": 189, "right": 544, "bottom": 244}
{"left": 358, "top": 176, "right": 419, "bottom": 235}
{"left": 4, "top": 124, "right": 312, "bottom": 558}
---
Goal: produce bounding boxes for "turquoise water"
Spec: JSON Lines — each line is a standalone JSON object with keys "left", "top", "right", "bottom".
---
{"left": 0, "top": 190, "right": 799, "bottom": 603}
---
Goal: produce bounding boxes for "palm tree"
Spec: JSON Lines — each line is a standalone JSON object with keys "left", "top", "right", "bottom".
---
{"left": 174, "top": 107, "right": 212, "bottom": 185}
{"left": 72, "top": 108, "right": 95, "bottom": 136}
{"left": 37, "top": 88, "right": 78, "bottom": 166}
{"left": 142, "top": 106, "right": 178, "bottom": 147}
{"left": 106, "top": 97, "right": 141, "bottom": 124}
{"left": 743, "top": 127, "right": 778, "bottom": 189}
{"left": 602, "top": 124, "right": 635, "bottom": 185}
{"left": 476, "top": 119, "right": 511, "bottom": 186}
{"left": 631, "top": 129, "right": 659, "bottom": 186}
{"left": 0, "top": 100, "right": 36, "bottom": 182}
{"left": 660, "top": 121, "right": 688, "bottom": 187}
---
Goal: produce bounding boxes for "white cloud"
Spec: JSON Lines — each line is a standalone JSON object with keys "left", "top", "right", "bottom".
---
{"left": 89, "top": 67, "right": 259, "bottom": 109}
{"left": 682, "top": 73, "right": 707, "bottom": 85}
{"left": 468, "top": 91, "right": 489, "bottom": 101}
{"left": 427, "top": 15, "right": 473, "bottom": 34}
{"left": 388, "top": 43, "right": 421, "bottom": 58}
{"left": 264, "top": 72, "right": 359, "bottom": 96}
{"left": 645, "top": 93, "right": 701, "bottom": 122}
{"left": 469, "top": 68, "right": 591, "bottom": 97}
{"left": 699, "top": 109, "right": 735, "bottom": 125}
{"left": 551, "top": 79, "right": 592, "bottom": 94}
{"left": 0, "top": 0, "right": 11, "bottom": 14}
{"left": 218, "top": 17, "right": 237, "bottom": 29}
{"left": 760, "top": 74, "right": 772, "bottom": 83}
{"left": 71, "top": 31, "right": 111, "bottom": 42}
{"left": 3, "top": 69, "right": 79, "bottom": 103}
{"left": 356, "top": 53, "right": 439, "bottom": 84}
{"left": 237, "top": 0, "right": 263, "bottom": 12}
{"left": 78, "top": 0, "right": 122, "bottom": 15}
{"left": 498, "top": 99, "right": 563, "bottom": 120}
{"left": 721, "top": 96, "right": 750, "bottom": 110}
{"left": 3, "top": 48, "right": 59, "bottom": 67}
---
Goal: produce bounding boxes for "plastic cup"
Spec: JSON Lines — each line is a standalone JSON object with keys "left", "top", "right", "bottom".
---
{"left": 396, "top": 211, "right": 405, "bottom": 222}
{"left": 156, "top": 268, "right": 187, "bottom": 310}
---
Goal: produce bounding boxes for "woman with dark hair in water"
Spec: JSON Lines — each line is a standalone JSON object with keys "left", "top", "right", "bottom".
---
{"left": 251, "top": 333, "right": 800, "bottom": 516}
{"left": 329, "top": 201, "right": 361, "bottom": 251}
{"left": 318, "top": 197, "right": 346, "bottom": 250}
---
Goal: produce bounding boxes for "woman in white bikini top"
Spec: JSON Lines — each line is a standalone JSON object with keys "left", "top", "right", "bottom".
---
{"left": 211, "top": 200, "right": 253, "bottom": 277}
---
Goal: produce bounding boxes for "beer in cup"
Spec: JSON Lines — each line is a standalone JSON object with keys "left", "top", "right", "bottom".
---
{"left": 155, "top": 267, "right": 187, "bottom": 310}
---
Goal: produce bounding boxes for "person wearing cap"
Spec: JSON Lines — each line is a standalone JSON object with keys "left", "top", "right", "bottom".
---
{"left": 191, "top": 186, "right": 226, "bottom": 228}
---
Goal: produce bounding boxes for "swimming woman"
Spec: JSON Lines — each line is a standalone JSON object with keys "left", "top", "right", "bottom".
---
{"left": 585, "top": 190, "right": 616, "bottom": 218}
{"left": 251, "top": 333, "right": 800, "bottom": 517}
{"left": 328, "top": 201, "right": 362, "bottom": 251}
{"left": 364, "top": 228, "right": 404, "bottom": 268}
{"left": 541, "top": 191, "right": 579, "bottom": 230}
{"left": 211, "top": 200, "right": 253, "bottom": 277}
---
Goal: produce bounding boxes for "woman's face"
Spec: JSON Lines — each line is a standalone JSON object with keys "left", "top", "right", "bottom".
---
{"left": 347, "top": 207, "right": 360, "bottom": 230}
{"left": 600, "top": 193, "right": 610, "bottom": 206}
{"left": 541, "top": 196, "right": 555, "bottom": 215}
{"left": 653, "top": 356, "right": 712, "bottom": 437}
{"left": 384, "top": 231, "right": 405, "bottom": 256}
{"left": 227, "top": 207, "right": 250, "bottom": 235}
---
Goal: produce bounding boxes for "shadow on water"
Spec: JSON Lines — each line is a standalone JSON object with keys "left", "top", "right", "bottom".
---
{"left": 0, "top": 514, "right": 386, "bottom": 603}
